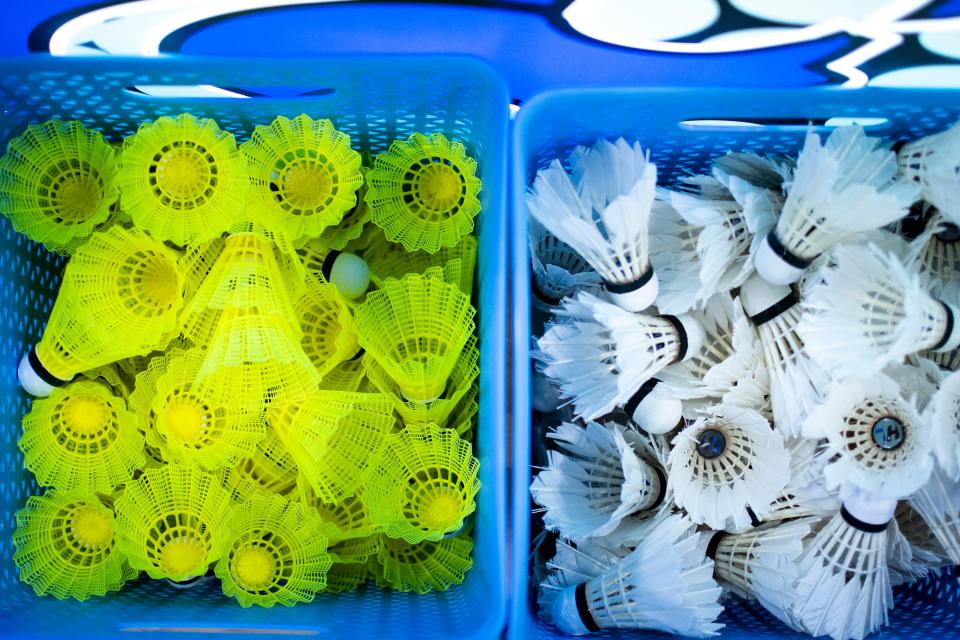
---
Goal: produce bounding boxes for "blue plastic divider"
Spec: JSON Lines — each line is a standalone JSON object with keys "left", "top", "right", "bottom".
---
{"left": 510, "top": 87, "right": 960, "bottom": 640}
{"left": 0, "top": 55, "right": 508, "bottom": 639}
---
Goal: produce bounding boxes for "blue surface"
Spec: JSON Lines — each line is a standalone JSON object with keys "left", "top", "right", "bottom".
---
{"left": 0, "top": 55, "right": 508, "bottom": 639}
{"left": 510, "top": 87, "right": 960, "bottom": 640}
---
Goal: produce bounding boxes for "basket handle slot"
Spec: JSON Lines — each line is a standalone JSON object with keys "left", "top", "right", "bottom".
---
{"left": 679, "top": 116, "right": 889, "bottom": 132}
{"left": 124, "top": 85, "right": 337, "bottom": 99}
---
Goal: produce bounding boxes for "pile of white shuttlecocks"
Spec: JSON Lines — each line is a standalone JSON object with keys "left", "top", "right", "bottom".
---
{"left": 527, "top": 124, "right": 960, "bottom": 640}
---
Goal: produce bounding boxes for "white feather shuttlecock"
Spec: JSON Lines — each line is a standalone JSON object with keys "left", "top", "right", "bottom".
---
{"left": 886, "top": 518, "right": 939, "bottom": 587}
{"left": 538, "top": 538, "right": 628, "bottom": 624}
{"left": 648, "top": 198, "right": 702, "bottom": 314}
{"left": 799, "top": 243, "right": 960, "bottom": 379}
{"left": 709, "top": 517, "right": 819, "bottom": 630}
{"left": 909, "top": 464, "right": 960, "bottom": 566}
{"left": 668, "top": 404, "right": 790, "bottom": 530}
{"left": 535, "top": 291, "right": 704, "bottom": 423}
{"left": 897, "top": 122, "right": 960, "bottom": 226}
{"left": 526, "top": 139, "right": 660, "bottom": 312}
{"left": 712, "top": 150, "right": 793, "bottom": 191}
{"left": 803, "top": 373, "right": 934, "bottom": 498}
{"left": 740, "top": 274, "right": 828, "bottom": 437}
{"left": 895, "top": 501, "right": 951, "bottom": 563}
{"left": 530, "top": 421, "right": 666, "bottom": 542}
{"left": 909, "top": 214, "right": 960, "bottom": 295}
{"left": 755, "top": 126, "right": 917, "bottom": 285}
{"left": 550, "top": 513, "right": 724, "bottom": 637}
{"left": 792, "top": 484, "right": 896, "bottom": 640}
{"left": 930, "top": 369, "right": 960, "bottom": 479}
{"left": 529, "top": 218, "right": 600, "bottom": 311}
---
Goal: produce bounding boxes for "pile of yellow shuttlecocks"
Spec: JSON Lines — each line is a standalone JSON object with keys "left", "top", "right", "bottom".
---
{"left": 0, "top": 113, "right": 482, "bottom": 606}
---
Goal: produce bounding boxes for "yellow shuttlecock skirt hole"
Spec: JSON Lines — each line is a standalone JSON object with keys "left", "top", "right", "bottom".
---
{"left": 151, "top": 140, "right": 218, "bottom": 209}
{"left": 273, "top": 151, "right": 338, "bottom": 214}
{"left": 229, "top": 536, "right": 292, "bottom": 594}
{"left": 159, "top": 394, "right": 211, "bottom": 447}
{"left": 147, "top": 514, "right": 215, "bottom": 578}
{"left": 53, "top": 394, "right": 118, "bottom": 452}
{"left": 403, "top": 467, "right": 472, "bottom": 532}
{"left": 406, "top": 157, "right": 468, "bottom": 222}
{"left": 392, "top": 336, "right": 456, "bottom": 402}
{"left": 118, "top": 247, "right": 182, "bottom": 318}
{"left": 55, "top": 503, "right": 117, "bottom": 563}
{"left": 44, "top": 161, "right": 106, "bottom": 223}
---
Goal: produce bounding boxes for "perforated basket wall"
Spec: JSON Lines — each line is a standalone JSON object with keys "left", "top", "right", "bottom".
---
{"left": 509, "top": 88, "right": 960, "bottom": 640}
{"left": 0, "top": 55, "right": 508, "bottom": 639}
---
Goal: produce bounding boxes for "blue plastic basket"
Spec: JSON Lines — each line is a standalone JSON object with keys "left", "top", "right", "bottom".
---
{"left": 0, "top": 55, "right": 508, "bottom": 639}
{"left": 510, "top": 88, "right": 960, "bottom": 640}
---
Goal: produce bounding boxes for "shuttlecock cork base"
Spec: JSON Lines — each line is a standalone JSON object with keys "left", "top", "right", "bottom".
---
{"left": 320, "top": 250, "right": 369, "bottom": 300}
{"left": 624, "top": 378, "right": 683, "bottom": 435}
{"left": 18, "top": 347, "right": 72, "bottom": 398}
{"left": 755, "top": 230, "right": 809, "bottom": 286}
{"left": 604, "top": 266, "right": 659, "bottom": 313}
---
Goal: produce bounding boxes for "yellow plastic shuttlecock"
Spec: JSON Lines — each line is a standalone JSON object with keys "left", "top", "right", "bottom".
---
{"left": 296, "top": 278, "right": 359, "bottom": 377}
{"left": 447, "top": 385, "right": 479, "bottom": 441}
{"left": 20, "top": 380, "right": 144, "bottom": 494}
{"left": 179, "top": 232, "right": 301, "bottom": 347}
{"left": 80, "top": 363, "right": 131, "bottom": 397}
{"left": 216, "top": 494, "right": 332, "bottom": 608}
{"left": 178, "top": 235, "right": 226, "bottom": 303}
{"left": 322, "top": 562, "right": 370, "bottom": 593}
{"left": 366, "top": 133, "right": 481, "bottom": 253}
{"left": 365, "top": 423, "right": 480, "bottom": 543}
{"left": 297, "top": 241, "right": 371, "bottom": 301}
{"left": 300, "top": 482, "right": 382, "bottom": 564}
{"left": 219, "top": 426, "right": 299, "bottom": 500}
{"left": 128, "top": 348, "right": 266, "bottom": 470}
{"left": 18, "top": 226, "right": 184, "bottom": 397}
{"left": 317, "top": 356, "right": 367, "bottom": 392}
{"left": 271, "top": 391, "right": 395, "bottom": 503}
{"left": 363, "top": 334, "right": 479, "bottom": 428}
{"left": 366, "top": 230, "right": 477, "bottom": 296}
{"left": 355, "top": 273, "right": 475, "bottom": 403}
{"left": 115, "top": 465, "right": 233, "bottom": 581}
{"left": 374, "top": 527, "right": 474, "bottom": 594}
{"left": 0, "top": 119, "right": 118, "bottom": 254}
{"left": 13, "top": 490, "right": 138, "bottom": 600}
{"left": 314, "top": 168, "right": 372, "bottom": 251}
{"left": 118, "top": 113, "right": 247, "bottom": 245}
{"left": 241, "top": 114, "right": 363, "bottom": 243}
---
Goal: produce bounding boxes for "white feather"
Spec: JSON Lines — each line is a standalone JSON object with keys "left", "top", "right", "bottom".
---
{"left": 897, "top": 122, "right": 960, "bottom": 226}
{"left": 529, "top": 217, "right": 600, "bottom": 306}
{"left": 908, "top": 213, "right": 960, "bottom": 296}
{"left": 906, "top": 466, "right": 960, "bottom": 565}
{"left": 648, "top": 197, "right": 702, "bottom": 314}
{"left": 930, "top": 369, "right": 960, "bottom": 480}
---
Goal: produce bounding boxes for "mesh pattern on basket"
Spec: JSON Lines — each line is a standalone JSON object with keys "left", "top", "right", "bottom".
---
{"left": 365, "top": 423, "right": 480, "bottom": 544}
{"left": 295, "top": 278, "right": 359, "bottom": 378}
{"left": 114, "top": 465, "right": 233, "bottom": 581}
{"left": 19, "top": 380, "right": 144, "bottom": 494}
{"left": 271, "top": 391, "right": 395, "bottom": 503}
{"left": 363, "top": 334, "right": 479, "bottom": 428}
{"left": 366, "top": 133, "right": 481, "bottom": 253}
{"left": 242, "top": 114, "right": 363, "bottom": 243}
{"left": 0, "top": 119, "right": 118, "bottom": 254}
{"left": 375, "top": 527, "right": 474, "bottom": 594}
{"left": 355, "top": 273, "right": 475, "bottom": 402}
{"left": 216, "top": 494, "right": 332, "bottom": 608}
{"left": 128, "top": 348, "right": 266, "bottom": 470}
{"left": 366, "top": 230, "right": 477, "bottom": 296}
{"left": 118, "top": 113, "right": 248, "bottom": 245}
{"left": 35, "top": 226, "right": 184, "bottom": 381}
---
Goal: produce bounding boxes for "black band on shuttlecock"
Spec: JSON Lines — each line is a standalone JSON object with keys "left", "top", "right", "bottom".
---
{"left": 349, "top": 348, "right": 365, "bottom": 361}
{"left": 574, "top": 583, "right": 601, "bottom": 633}
{"left": 650, "top": 465, "right": 668, "bottom": 511}
{"left": 890, "top": 139, "right": 908, "bottom": 154}
{"left": 320, "top": 250, "right": 342, "bottom": 281}
{"left": 766, "top": 231, "right": 812, "bottom": 269}
{"left": 930, "top": 301, "right": 956, "bottom": 352}
{"left": 705, "top": 531, "right": 725, "bottom": 561}
{"left": 745, "top": 506, "right": 762, "bottom": 528}
{"left": 748, "top": 290, "right": 798, "bottom": 327}
{"left": 936, "top": 222, "right": 960, "bottom": 243}
{"left": 624, "top": 378, "right": 661, "bottom": 420}
{"left": 840, "top": 505, "right": 889, "bottom": 533}
{"left": 603, "top": 265, "right": 654, "bottom": 295}
{"left": 661, "top": 316, "right": 689, "bottom": 362}
{"left": 28, "top": 348, "right": 68, "bottom": 388}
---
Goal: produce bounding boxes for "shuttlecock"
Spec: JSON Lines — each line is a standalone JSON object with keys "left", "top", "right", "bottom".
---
{"left": 647, "top": 198, "right": 703, "bottom": 315}
{"left": 297, "top": 240, "right": 371, "bottom": 300}
{"left": 364, "top": 423, "right": 480, "bottom": 544}
{"left": 799, "top": 243, "right": 960, "bottom": 379}
{"left": 313, "top": 167, "right": 372, "bottom": 252}
{"left": 908, "top": 464, "right": 960, "bottom": 566}
{"left": 530, "top": 421, "right": 666, "bottom": 542}
{"left": 219, "top": 426, "right": 299, "bottom": 499}
{"left": 241, "top": 114, "right": 363, "bottom": 243}
{"left": 317, "top": 356, "right": 367, "bottom": 392}
{"left": 354, "top": 273, "right": 475, "bottom": 403}
{"left": 18, "top": 227, "right": 184, "bottom": 396}
{"left": 115, "top": 465, "right": 233, "bottom": 581}
{"left": 792, "top": 484, "right": 896, "bottom": 640}
{"left": 216, "top": 494, "right": 332, "bottom": 607}
{"left": 118, "top": 113, "right": 248, "bottom": 245}
{"left": 804, "top": 372, "right": 933, "bottom": 497}
{"left": 299, "top": 486, "right": 381, "bottom": 562}
{"left": 365, "top": 132, "right": 481, "bottom": 253}
{"left": 668, "top": 404, "right": 790, "bottom": 530}
{"left": 0, "top": 119, "right": 118, "bottom": 254}
{"left": 375, "top": 528, "right": 474, "bottom": 594}
{"left": 896, "top": 122, "right": 960, "bottom": 225}
{"left": 538, "top": 538, "right": 628, "bottom": 622}
{"left": 366, "top": 229, "right": 478, "bottom": 297}
{"left": 910, "top": 213, "right": 960, "bottom": 295}
{"left": 19, "top": 380, "right": 144, "bottom": 494}
{"left": 550, "top": 513, "right": 724, "bottom": 637}
{"left": 755, "top": 126, "right": 917, "bottom": 285}
{"left": 528, "top": 218, "right": 600, "bottom": 310}
{"left": 708, "top": 517, "right": 818, "bottom": 629}
{"left": 527, "top": 139, "right": 659, "bottom": 312}
{"left": 13, "top": 490, "right": 137, "bottom": 600}
{"left": 295, "top": 277, "right": 359, "bottom": 378}
{"left": 929, "top": 369, "right": 960, "bottom": 478}
{"left": 535, "top": 291, "right": 704, "bottom": 421}
{"left": 740, "top": 273, "right": 828, "bottom": 436}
